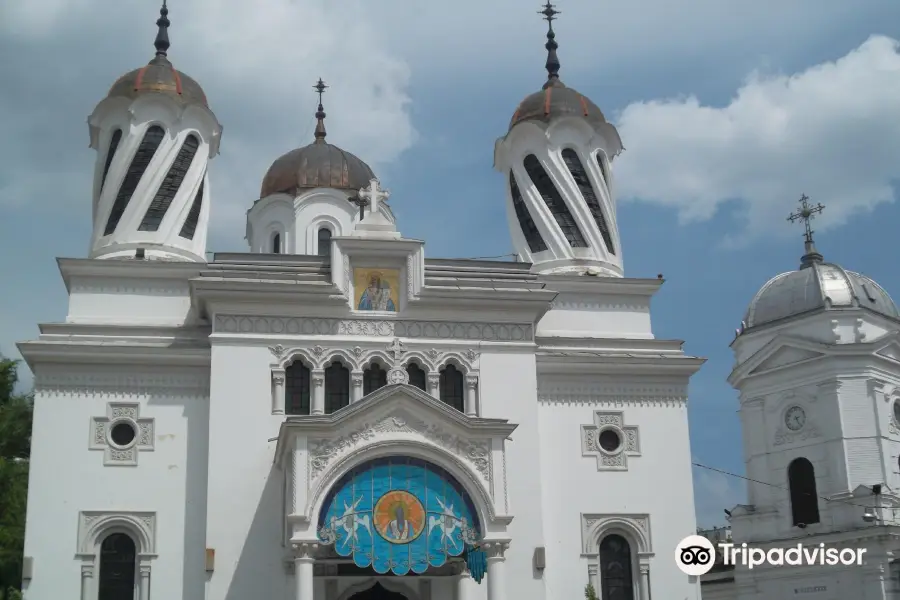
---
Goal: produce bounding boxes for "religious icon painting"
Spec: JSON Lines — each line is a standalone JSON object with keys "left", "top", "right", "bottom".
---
{"left": 373, "top": 490, "right": 426, "bottom": 544}
{"left": 353, "top": 268, "right": 400, "bottom": 312}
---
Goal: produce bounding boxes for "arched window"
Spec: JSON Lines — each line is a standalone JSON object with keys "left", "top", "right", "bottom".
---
{"left": 139, "top": 134, "right": 200, "bottom": 231}
{"left": 596, "top": 152, "right": 610, "bottom": 186}
{"left": 97, "top": 533, "right": 137, "bottom": 600}
{"left": 178, "top": 177, "right": 205, "bottom": 240}
{"left": 523, "top": 154, "right": 587, "bottom": 248}
{"left": 561, "top": 148, "right": 615, "bottom": 255}
{"left": 100, "top": 129, "right": 123, "bottom": 193}
{"left": 104, "top": 125, "right": 165, "bottom": 235}
{"left": 788, "top": 457, "right": 820, "bottom": 526}
{"left": 363, "top": 363, "right": 387, "bottom": 396}
{"left": 285, "top": 360, "right": 311, "bottom": 415}
{"left": 406, "top": 363, "right": 427, "bottom": 391}
{"left": 509, "top": 171, "right": 548, "bottom": 253}
{"left": 325, "top": 361, "right": 350, "bottom": 414}
{"left": 439, "top": 364, "right": 464, "bottom": 412}
{"left": 599, "top": 534, "right": 634, "bottom": 600}
{"left": 272, "top": 233, "right": 281, "bottom": 254}
{"left": 317, "top": 227, "right": 332, "bottom": 257}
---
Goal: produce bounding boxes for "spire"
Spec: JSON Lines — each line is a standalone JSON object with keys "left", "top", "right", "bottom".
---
{"left": 539, "top": 2, "right": 561, "bottom": 89}
{"left": 154, "top": 1, "right": 170, "bottom": 57}
{"left": 313, "top": 78, "right": 328, "bottom": 143}
{"left": 787, "top": 194, "right": 825, "bottom": 269}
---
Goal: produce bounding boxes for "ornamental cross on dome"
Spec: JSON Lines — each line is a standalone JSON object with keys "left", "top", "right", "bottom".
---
{"left": 358, "top": 178, "right": 390, "bottom": 219}
{"left": 787, "top": 194, "right": 824, "bottom": 244}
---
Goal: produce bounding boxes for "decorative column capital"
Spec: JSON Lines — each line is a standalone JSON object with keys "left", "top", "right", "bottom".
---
{"left": 465, "top": 374, "right": 478, "bottom": 389}
{"left": 427, "top": 373, "right": 440, "bottom": 385}
{"left": 351, "top": 371, "right": 364, "bottom": 386}
{"left": 292, "top": 541, "right": 319, "bottom": 560}
{"left": 272, "top": 370, "right": 285, "bottom": 385}
{"left": 312, "top": 370, "right": 325, "bottom": 387}
{"left": 482, "top": 540, "right": 509, "bottom": 560}
{"left": 139, "top": 564, "right": 152, "bottom": 576}
{"left": 81, "top": 563, "right": 95, "bottom": 577}
{"left": 639, "top": 563, "right": 650, "bottom": 575}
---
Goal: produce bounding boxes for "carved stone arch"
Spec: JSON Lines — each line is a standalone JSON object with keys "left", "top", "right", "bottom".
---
{"left": 581, "top": 513, "right": 651, "bottom": 557}
{"left": 399, "top": 351, "right": 434, "bottom": 371}
{"left": 276, "top": 348, "right": 317, "bottom": 371}
{"left": 360, "top": 350, "right": 392, "bottom": 370}
{"left": 307, "top": 439, "right": 502, "bottom": 532}
{"left": 77, "top": 511, "right": 157, "bottom": 557}
{"left": 322, "top": 349, "right": 359, "bottom": 371}
{"left": 334, "top": 577, "right": 421, "bottom": 600}
{"left": 434, "top": 352, "right": 472, "bottom": 375}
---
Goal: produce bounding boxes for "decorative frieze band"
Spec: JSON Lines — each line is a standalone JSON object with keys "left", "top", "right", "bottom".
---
{"left": 538, "top": 382, "right": 688, "bottom": 406}
{"left": 35, "top": 369, "right": 209, "bottom": 398}
{"left": 215, "top": 315, "right": 533, "bottom": 342}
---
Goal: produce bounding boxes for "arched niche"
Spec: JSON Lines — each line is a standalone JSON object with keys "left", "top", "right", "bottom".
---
{"left": 317, "top": 456, "right": 481, "bottom": 576}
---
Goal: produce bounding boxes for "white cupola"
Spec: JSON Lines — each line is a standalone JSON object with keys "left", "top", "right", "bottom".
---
{"left": 87, "top": 2, "right": 222, "bottom": 262}
{"left": 246, "top": 80, "right": 396, "bottom": 257}
{"left": 494, "top": 4, "right": 624, "bottom": 276}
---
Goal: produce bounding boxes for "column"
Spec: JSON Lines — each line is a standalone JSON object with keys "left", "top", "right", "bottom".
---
{"left": 272, "top": 371, "right": 286, "bottom": 414}
{"left": 293, "top": 543, "right": 317, "bottom": 600}
{"left": 312, "top": 370, "right": 325, "bottom": 415}
{"left": 456, "top": 573, "right": 474, "bottom": 600}
{"left": 485, "top": 542, "right": 508, "bottom": 600}
{"left": 427, "top": 373, "right": 440, "bottom": 399}
{"left": 139, "top": 564, "right": 151, "bottom": 600}
{"left": 80, "top": 564, "right": 93, "bottom": 600}
{"left": 465, "top": 375, "right": 478, "bottom": 416}
{"left": 351, "top": 372, "right": 364, "bottom": 403}
{"left": 639, "top": 564, "right": 650, "bottom": 600}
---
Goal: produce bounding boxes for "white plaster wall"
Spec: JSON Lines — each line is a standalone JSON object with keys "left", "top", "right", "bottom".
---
{"left": 206, "top": 343, "right": 290, "bottom": 600}
{"left": 536, "top": 294, "right": 652, "bottom": 339}
{"left": 535, "top": 395, "right": 699, "bottom": 600}
{"left": 66, "top": 275, "right": 197, "bottom": 325}
{"left": 478, "top": 350, "right": 546, "bottom": 600}
{"left": 21, "top": 365, "right": 209, "bottom": 600}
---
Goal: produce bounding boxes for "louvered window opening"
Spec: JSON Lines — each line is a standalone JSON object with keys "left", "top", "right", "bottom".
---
{"left": 100, "top": 130, "right": 123, "bottom": 193}
{"left": 523, "top": 154, "right": 587, "bottom": 248}
{"left": 562, "top": 149, "right": 615, "bottom": 254}
{"left": 104, "top": 125, "right": 165, "bottom": 235}
{"left": 596, "top": 152, "right": 609, "bottom": 187}
{"left": 178, "top": 178, "right": 204, "bottom": 239}
{"left": 139, "top": 134, "right": 200, "bottom": 231}
{"left": 285, "top": 360, "right": 311, "bottom": 415}
{"left": 509, "top": 171, "right": 548, "bottom": 253}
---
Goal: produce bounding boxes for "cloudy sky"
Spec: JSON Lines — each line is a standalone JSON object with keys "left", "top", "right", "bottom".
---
{"left": 3, "top": 0, "right": 900, "bottom": 528}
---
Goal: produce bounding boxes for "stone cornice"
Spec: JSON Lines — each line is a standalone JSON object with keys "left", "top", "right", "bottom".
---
{"left": 537, "top": 380, "right": 689, "bottom": 406}
{"left": 213, "top": 314, "right": 535, "bottom": 343}
{"left": 537, "top": 352, "right": 704, "bottom": 376}
{"left": 32, "top": 366, "right": 209, "bottom": 398}
{"left": 57, "top": 257, "right": 204, "bottom": 294}
{"left": 536, "top": 274, "right": 663, "bottom": 297}
{"left": 18, "top": 340, "right": 210, "bottom": 371}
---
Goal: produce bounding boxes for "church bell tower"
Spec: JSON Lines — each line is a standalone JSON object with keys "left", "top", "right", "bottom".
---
{"left": 86, "top": 2, "right": 222, "bottom": 262}
{"left": 494, "top": 3, "right": 624, "bottom": 276}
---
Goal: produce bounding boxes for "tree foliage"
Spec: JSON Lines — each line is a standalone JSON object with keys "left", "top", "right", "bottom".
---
{"left": 0, "top": 357, "right": 32, "bottom": 593}
{"left": 585, "top": 582, "right": 599, "bottom": 600}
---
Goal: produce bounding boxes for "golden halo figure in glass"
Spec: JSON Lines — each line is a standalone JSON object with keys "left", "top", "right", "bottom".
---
{"left": 373, "top": 490, "right": 425, "bottom": 544}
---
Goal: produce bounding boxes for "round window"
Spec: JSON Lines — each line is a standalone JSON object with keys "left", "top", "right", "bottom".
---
{"left": 110, "top": 422, "right": 137, "bottom": 447}
{"left": 598, "top": 429, "right": 622, "bottom": 453}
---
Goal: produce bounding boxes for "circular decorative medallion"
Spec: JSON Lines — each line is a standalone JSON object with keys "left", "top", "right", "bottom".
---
{"left": 388, "top": 367, "right": 409, "bottom": 385}
{"left": 784, "top": 405, "right": 806, "bottom": 431}
{"left": 373, "top": 490, "right": 426, "bottom": 544}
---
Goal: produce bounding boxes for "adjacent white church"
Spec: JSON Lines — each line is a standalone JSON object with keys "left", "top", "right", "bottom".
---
{"left": 16, "top": 3, "right": 705, "bottom": 600}
{"left": 700, "top": 198, "right": 900, "bottom": 599}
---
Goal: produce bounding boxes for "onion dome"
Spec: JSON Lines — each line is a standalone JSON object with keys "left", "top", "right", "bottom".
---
{"left": 260, "top": 79, "right": 376, "bottom": 198}
{"left": 508, "top": 3, "right": 623, "bottom": 156}
{"left": 743, "top": 197, "right": 899, "bottom": 330}
{"left": 106, "top": 2, "right": 209, "bottom": 107}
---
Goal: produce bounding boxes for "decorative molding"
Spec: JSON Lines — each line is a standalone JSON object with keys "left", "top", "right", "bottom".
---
{"left": 34, "top": 369, "right": 208, "bottom": 398}
{"left": 388, "top": 367, "right": 410, "bottom": 385}
{"left": 308, "top": 413, "right": 492, "bottom": 483}
{"left": 273, "top": 342, "right": 481, "bottom": 375}
{"left": 549, "top": 298, "right": 648, "bottom": 312}
{"left": 70, "top": 280, "right": 187, "bottom": 296}
{"left": 770, "top": 387, "right": 821, "bottom": 446}
{"left": 292, "top": 541, "right": 319, "bottom": 559}
{"left": 465, "top": 375, "right": 478, "bottom": 390}
{"left": 77, "top": 510, "right": 157, "bottom": 557}
{"left": 580, "top": 411, "right": 640, "bottom": 471}
{"left": 538, "top": 382, "right": 688, "bottom": 406}
{"left": 215, "top": 314, "right": 533, "bottom": 341}
{"left": 89, "top": 402, "right": 155, "bottom": 466}
{"left": 581, "top": 513, "right": 651, "bottom": 555}
{"left": 482, "top": 541, "right": 510, "bottom": 559}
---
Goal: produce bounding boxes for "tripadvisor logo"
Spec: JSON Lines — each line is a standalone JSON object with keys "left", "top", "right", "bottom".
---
{"left": 675, "top": 535, "right": 867, "bottom": 576}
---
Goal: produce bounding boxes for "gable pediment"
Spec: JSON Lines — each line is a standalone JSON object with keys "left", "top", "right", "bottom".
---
{"left": 730, "top": 335, "right": 828, "bottom": 384}
{"left": 750, "top": 345, "right": 824, "bottom": 375}
{"left": 875, "top": 342, "right": 900, "bottom": 363}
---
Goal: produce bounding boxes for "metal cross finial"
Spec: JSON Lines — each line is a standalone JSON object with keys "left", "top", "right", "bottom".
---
{"left": 539, "top": 2, "right": 560, "bottom": 22}
{"left": 154, "top": 0, "right": 171, "bottom": 56}
{"left": 538, "top": 3, "right": 561, "bottom": 85}
{"left": 314, "top": 78, "right": 328, "bottom": 105}
{"left": 313, "top": 78, "right": 328, "bottom": 142}
{"left": 787, "top": 194, "right": 825, "bottom": 244}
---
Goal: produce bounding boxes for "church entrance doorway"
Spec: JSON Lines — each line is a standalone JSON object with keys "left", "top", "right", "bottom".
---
{"left": 348, "top": 582, "right": 407, "bottom": 600}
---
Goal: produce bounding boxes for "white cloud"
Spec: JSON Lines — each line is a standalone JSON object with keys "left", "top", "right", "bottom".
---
{"left": 615, "top": 35, "right": 900, "bottom": 242}
{"left": 693, "top": 466, "right": 745, "bottom": 529}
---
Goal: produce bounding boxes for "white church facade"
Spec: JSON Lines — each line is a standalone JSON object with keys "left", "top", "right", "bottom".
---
{"left": 17, "top": 4, "right": 705, "bottom": 600}
{"left": 700, "top": 198, "right": 900, "bottom": 599}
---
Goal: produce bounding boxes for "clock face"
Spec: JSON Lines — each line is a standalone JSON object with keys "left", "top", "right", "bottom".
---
{"left": 893, "top": 401, "right": 900, "bottom": 425}
{"left": 785, "top": 406, "right": 806, "bottom": 431}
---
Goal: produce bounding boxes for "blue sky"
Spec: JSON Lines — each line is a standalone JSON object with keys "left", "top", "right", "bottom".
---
{"left": 3, "top": 0, "right": 900, "bottom": 528}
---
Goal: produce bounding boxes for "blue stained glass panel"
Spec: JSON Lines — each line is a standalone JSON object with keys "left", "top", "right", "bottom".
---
{"left": 318, "top": 457, "right": 481, "bottom": 575}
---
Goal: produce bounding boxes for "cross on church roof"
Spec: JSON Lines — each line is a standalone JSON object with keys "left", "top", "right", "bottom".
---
{"left": 358, "top": 178, "right": 390, "bottom": 219}
{"left": 787, "top": 194, "right": 824, "bottom": 244}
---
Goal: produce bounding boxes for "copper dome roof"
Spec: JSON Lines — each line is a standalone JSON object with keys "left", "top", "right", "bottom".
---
{"left": 107, "top": 55, "right": 208, "bottom": 107}
{"left": 260, "top": 141, "right": 376, "bottom": 198}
